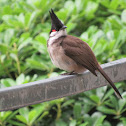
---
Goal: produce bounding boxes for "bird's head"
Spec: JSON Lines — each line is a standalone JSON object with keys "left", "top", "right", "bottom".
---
{"left": 49, "top": 9, "right": 67, "bottom": 37}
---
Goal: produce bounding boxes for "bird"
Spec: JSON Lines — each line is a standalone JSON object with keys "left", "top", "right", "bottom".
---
{"left": 47, "top": 9, "right": 122, "bottom": 99}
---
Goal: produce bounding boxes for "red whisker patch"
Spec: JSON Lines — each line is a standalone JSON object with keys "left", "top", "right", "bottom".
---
{"left": 52, "top": 29, "right": 56, "bottom": 32}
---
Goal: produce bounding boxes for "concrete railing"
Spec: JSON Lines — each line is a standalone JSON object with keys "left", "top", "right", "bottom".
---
{"left": 0, "top": 58, "right": 126, "bottom": 112}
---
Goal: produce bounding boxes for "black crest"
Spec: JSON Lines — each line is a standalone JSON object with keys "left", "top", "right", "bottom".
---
{"left": 49, "top": 9, "right": 65, "bottom": 32}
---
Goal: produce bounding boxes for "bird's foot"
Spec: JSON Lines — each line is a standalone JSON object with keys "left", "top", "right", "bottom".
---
{"left": 69, "top": 71, "right": 78, "bottom": 75}
{"left": 61, "top": 71, "right": 78, "bottom": 75}
{"left": 60, "top": 72, "right": 70, "bottom": 75}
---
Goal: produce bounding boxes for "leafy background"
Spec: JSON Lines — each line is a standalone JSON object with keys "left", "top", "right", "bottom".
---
{"left": 0, "top": 0, "right": 126, "bottom": 125}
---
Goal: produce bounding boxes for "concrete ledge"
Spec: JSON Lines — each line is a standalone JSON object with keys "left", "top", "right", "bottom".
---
{"left": 0, "top": 58, "right": 126, "bottom": 111}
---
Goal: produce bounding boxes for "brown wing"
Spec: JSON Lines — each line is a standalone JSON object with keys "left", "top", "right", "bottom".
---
{"left": 61, "top": 35, "right": 122, "bottom": 98}
{"left": 61, "top": 35, "right": 99, "bottom": 76}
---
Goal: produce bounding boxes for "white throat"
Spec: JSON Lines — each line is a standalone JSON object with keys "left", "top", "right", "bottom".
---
{"left": 48, "top": 29, "right": 67, "bottom": 46}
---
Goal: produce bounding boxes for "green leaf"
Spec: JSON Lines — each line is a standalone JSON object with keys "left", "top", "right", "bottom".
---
{"left": 3, "top": 29, "right": 15, "bottom": 44}
{"left": 118, "top": 97, "right": 126, "bottom": 112}
{"left": 91, "top": 112, "right": 103, "bottom": 122}
{"left": 0, "top": 111, "right": 12, "bottom": 121}
{"left": 120, "top": 118, "right": 126, "bottom": 126}
{"left": 75, "top": 0, "right": 84, "bottom": 13}
{"left": 32, "top": 40, "right": 47, "bottom": 54}
{"left": 10, "top": 53, "right": 17, "bottom": 61}
{"left": 97, "top": 106, "right": 116, "bottom": 115}
{"left": 16, "top": 115, "right": 27, "bottom": 124}
{"left": 26, "top": 58, "right": 48, "bottom": 70}
{"left": 103, "top": 121, "right": 111, "bottom": 126}
{"left": 106, "top": 30, "right": 114, "bottom": 41}
{"left": 30, "top": 74, "right": 38, "bottom": 82}
{"left": 49, "top": 72, "right": 59, "bottom": 78}
{"left": 66, "top": 22, "right": 77, "bottom": 33}
{"left": 121, "top": 9, "right": 126, "bottom": 23}
{"left": 100, "top": 0, "right": 110, "bottom": 8}
{"left": 85, "top": 1, "right": 98, "bottom": 19}
{"left": 6, "top": 110, "right": 18, "bottom": 121}
{"left": 108, "top": 15, "right": 123, "bottom": 29}
{"left": 110, "top": 96, "right": 118, "bottom": 110}
{"left": 19, "top": 107, "right": 29, "bottom": 121}
{"left": 30, "top": 103, "right": 47, "bottom": 124}
{"left": 18, "top": 38, "right": 33, "bottom": 51}
{"left": 94, "top": 115, "right": 106, "bottom": 126}
{"left": 1, "top": 79, "right": 11, "bottom": 87}
{"left": 25, "top": 12, "right": 36, "bottom": 28}
{"left": 102, "top": 88, "right": 115, "bottom": 101}
{"left": 82, "top": 96, "right": 96, "bottom": 106}
{"left": 0, "top": 44, "right": 8, "bottom": 54}
{"left": 56, "top": 119, "right": 67, "bottom": 126}
{"left": 110, "top": 0, "right": 119, "bottom": 10}
{"left": 28, "top": 110, "right": 36, "bottom": 125}
{"left": 8, "top": 120, "right": 26, "bottom": 126}
{"left": 84, "top": 114, "right": 92, "bottom": 125}
{"left": 37, "top": 111, "right": 49, "bottom": 122}
{"left": 96, "top": 86, "right": 107, "bottom": 100}
{"left": 56, "top": 9, "right": 69, "bottom": 22}
{"left": 73, "top": 102, "right": 81, "bottom": 119}
{"left": 62, "top": 99, "right": 75, "bottom": 108}
{"left": 18, "top": 13, "right": 25, "bottom": 25}
{"left": 16, "top": 74, "right": 25, "bottom": 85}
{"left": 90, "top": 95, "right": 100, "bottom": 103}
{"left": 69, "top": 120, "right": 76, "bottom": 126}
{"left": 79, "top": 122, "right": 88, "bottom": 126}
{"left": 83, "top": 104, "right": 93, "bottom": 114}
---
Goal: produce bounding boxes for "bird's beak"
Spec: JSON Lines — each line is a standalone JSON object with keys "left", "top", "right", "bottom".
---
{"left": 60, "top": 26, "right": 67, "bottom": 30}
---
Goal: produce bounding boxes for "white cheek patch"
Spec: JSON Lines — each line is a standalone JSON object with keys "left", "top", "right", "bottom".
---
{"left": 48, "top": 29, "right": 67, "bottom": 46}
{"left": 50, "top": 31, "right": 57, "bottom": 37}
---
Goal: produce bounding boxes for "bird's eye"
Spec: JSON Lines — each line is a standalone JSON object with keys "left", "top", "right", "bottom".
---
{"left": 52, "top": 29, "right": 56, "bottom": 32}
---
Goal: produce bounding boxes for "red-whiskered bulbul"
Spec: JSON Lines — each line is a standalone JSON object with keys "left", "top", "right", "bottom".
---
{"left": 47, "top": 9, "right": 122, "bottom": 99}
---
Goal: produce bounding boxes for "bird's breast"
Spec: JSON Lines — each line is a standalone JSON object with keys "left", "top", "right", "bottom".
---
{"left": 47, "top": 41, "right": 86, "bottom": 73}
{"left": 48, "top": 43, "right": 74, "bottom": 72}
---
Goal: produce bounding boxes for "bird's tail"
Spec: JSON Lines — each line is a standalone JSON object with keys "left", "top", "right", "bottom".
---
{"left": 97, "top": 66, "right": 122, "bottom": 99}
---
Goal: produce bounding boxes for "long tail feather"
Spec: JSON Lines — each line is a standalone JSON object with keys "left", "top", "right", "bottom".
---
{"left": 97, "top": 66, "right": 122, "bottom": 99}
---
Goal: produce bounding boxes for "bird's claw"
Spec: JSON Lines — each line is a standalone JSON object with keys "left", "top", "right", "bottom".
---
{"left": 60, "top": 71, "right": 77, "bottom": 75}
